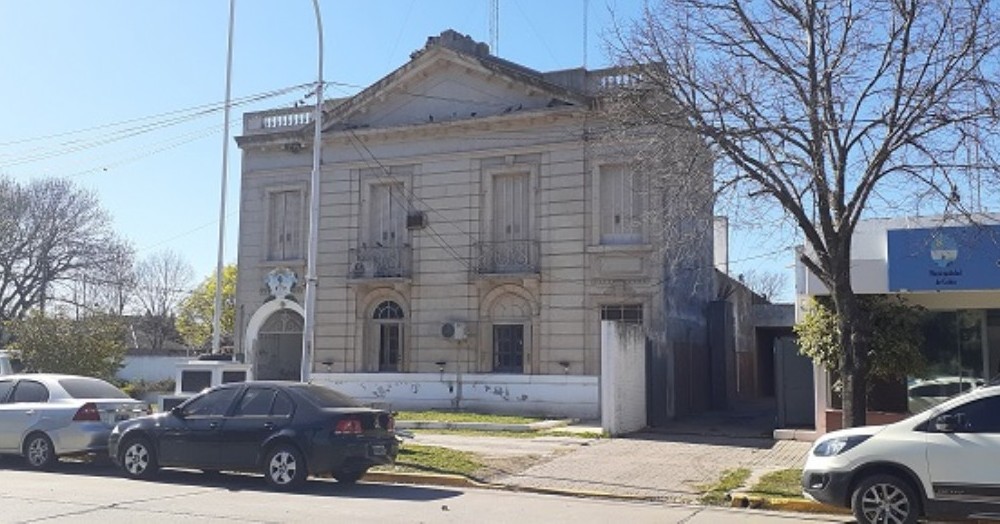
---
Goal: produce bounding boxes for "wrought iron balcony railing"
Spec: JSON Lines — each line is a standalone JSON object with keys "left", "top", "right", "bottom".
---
{"left": 476, "top": 240, "right": 539, "bottom": 275}
{"left": 348, "top": 245, "right": 412, "bottom": 279}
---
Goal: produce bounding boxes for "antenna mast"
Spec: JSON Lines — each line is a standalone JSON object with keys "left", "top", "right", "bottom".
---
{"left": 583, "top": 0, "right": 589, "bottom": 67}
{"left": 489, "top": 0, "right": 499, "bottom": 55}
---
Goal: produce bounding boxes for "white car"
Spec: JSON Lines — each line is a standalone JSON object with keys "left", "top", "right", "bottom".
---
{"left": 0, "top": 374, "right": 149, "bottom": 469}
{"left": 802, "top": 383, "right": 1000, "bottom": 523}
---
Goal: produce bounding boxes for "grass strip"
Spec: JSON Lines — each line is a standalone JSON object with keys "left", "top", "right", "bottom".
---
{"left": 371, "top": 444, "right": 482, "bottom": 477}
{"left": 747, "top": 468, "right": 803, "bottom": 498}
{"left": 698, "top": 468, "right": 751, "bottom": 505}
{"left": 394, "top": 410, "right": 543, "bottom": 424}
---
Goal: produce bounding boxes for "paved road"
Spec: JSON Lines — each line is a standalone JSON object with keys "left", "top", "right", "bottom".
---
{"left": 0, "top": 465, "right": 851, "bottom": 524}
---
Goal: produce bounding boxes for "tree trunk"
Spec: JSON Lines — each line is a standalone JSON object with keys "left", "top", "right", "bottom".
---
{"left": 833, "top": 279, "right": 869, "bottom": 428}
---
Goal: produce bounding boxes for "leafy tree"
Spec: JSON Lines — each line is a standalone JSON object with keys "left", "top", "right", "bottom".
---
{"left": 0, "top": 176, "right": 129, "bottom": 321}
{"left": 177, "top": 265, "right": 236, "bottom": 351}
{"left": 7, "top": 312, "right": 126, "bottom": 380}
{"left": 796, "top": 296, "right": 927, "bottom": 390}
{"left": 612, "top": 0, "right": 1000, "bottom": 426}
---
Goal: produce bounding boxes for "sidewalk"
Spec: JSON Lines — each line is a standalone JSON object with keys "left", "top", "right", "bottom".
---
{"left": 374, "top": 403, "right": 843, "bottom": 515}
{"left": 493, "top": 429, "right": 812, "bottom": 503}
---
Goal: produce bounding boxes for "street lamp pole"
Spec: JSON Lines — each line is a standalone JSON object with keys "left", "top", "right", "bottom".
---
{"left": 301, "top": 0, "right": 324, "bottom": 382}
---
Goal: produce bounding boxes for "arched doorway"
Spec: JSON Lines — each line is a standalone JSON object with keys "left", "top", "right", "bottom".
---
{"left": 255, "top": 309, "right": 303, "bottom": 380}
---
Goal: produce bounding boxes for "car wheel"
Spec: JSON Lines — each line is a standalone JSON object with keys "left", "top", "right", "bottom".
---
{"left": 333, "top": 467, "right": 368, "bottom": 485}
{"left": 851, "top": 473, "right": 920, "bottom": 524}
{"left": 23, "top": 433, "right": 56, "bottom": 470}
{"left": 119, "top": 437, "right": 158, "bottom": 480}
{"left": 263, "top": 444, "right": 307, "bottom": 490}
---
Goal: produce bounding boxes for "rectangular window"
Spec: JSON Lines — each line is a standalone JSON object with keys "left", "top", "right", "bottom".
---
{"left": 493, "top": 324, "right": 524, "bottom": 373}
{"left": 601, "top": 304, "right": 643, "bottom": 324}
{"left": 267, "top": 189, "right": 303, "bottom": 260}
{"left": 600, "top": 165, "right": 643, "bottom": 244}
{"left": 368, "top": 183, "right": 406, "bottom": 246}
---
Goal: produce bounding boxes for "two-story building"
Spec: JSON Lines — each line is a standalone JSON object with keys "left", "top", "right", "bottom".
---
{"left": 234, "top": 30, "right": 715, "bottom": 420}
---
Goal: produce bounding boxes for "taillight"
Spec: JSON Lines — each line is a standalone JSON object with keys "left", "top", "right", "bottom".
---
{"left": 333, "top": 416, "right": 363, "bottom": 435}
{"left": 385, "top": 415, "right": 395, "bottom": 431}
{"left": 72, "top": 403, "right": 101, "bottom": 422}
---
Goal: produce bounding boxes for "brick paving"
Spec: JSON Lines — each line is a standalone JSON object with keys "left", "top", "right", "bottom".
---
{"left": 407, "top": 400, "right": 817, "bottom": 503}
{"left": 495, "top": 434, "right": 812, "bottom": 502}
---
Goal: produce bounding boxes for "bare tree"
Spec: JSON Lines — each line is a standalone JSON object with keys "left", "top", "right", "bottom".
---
{"left": 740, "top": 269, "right": 788, "bottom": 302}
{"left": 0, "top": 176, "right": 128, "bottom": 321}
{"left": 87, "top": 243, "right": 137, "bottom": 316}
{"left": 612, "top": 0, "right": 1000, "bottom": 427}
{"left": 134, "top": 250, "right": 193, "bottom": 350}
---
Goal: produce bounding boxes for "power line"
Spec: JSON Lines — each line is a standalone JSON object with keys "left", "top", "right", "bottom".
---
{"left": 0, "top": 84, "right": 311, "bottom": 148}
{"left": 0, "top": 84, "right": 310, "bottom": 168}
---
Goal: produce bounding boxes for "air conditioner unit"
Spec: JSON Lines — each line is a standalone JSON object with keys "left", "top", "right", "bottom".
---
{"left": 406, "top": 211, "right": 427, "bottom": 230}
{"left": 441, "top": 321, "right": 467, "bottom": 341}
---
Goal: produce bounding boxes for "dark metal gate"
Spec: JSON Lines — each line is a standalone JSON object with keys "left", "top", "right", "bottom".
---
{"left": 775, "top": 337, "right": 815, "bottom": 428}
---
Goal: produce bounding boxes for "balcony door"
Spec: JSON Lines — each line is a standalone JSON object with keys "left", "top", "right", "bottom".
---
{"left": 491, "top": 173, "right": 530, "bottom": 271}
{"left": 365, "top": 183, "right": 406, "bottom": 276}
{"left": 369, "top": 182, "right": 405, "bottom": 248}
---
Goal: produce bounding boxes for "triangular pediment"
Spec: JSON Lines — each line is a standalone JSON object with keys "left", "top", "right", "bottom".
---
{"left": 325, "top": 45, "right": 588, "bottom": 131}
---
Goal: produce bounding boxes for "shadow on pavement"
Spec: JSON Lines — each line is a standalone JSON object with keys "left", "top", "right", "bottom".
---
{"left": 624, "top": 398, "right": 785, "bottom": 449}
{"left": 621, "top": 431, "right": 779, "bottom": 450}
{"left": 0, "top": 458, "right": 463, "bottom": 502}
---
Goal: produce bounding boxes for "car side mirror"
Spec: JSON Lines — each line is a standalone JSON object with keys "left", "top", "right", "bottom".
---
{"left": 934, "top": 414, "right": 959, "bottom": 433}
{"left": 171, "top": 406, "right": 186, "bottom": 419}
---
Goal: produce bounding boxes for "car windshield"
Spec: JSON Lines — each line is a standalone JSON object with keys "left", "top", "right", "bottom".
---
{"left": 58, "top": 378, "right": 130, "bottom": 399}
{"left": 296, "top": 384, "right": 363, "bottom": 408}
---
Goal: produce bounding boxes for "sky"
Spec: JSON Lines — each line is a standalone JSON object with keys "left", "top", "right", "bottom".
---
{"left": 0, "top": 0, "right": 795, "bottom": 300}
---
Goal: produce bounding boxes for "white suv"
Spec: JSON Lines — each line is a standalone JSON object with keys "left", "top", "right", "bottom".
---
{"left": 802, "top": 383, "right": 1000, "bottom": 523}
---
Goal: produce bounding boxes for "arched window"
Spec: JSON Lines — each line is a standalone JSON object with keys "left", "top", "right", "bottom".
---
{"left": 373, "top": 301, "right": 404, "bottom": 320}
{"left": 372, "top": 301, "right": 404, "bottom": 371}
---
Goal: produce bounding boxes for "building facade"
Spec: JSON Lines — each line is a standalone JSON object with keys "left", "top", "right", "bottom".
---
{"left": 234, "top": 30, "right": 714, "bottom": 419}
{"left": 796, "top": 214, "right": 1000, "bottom": 434}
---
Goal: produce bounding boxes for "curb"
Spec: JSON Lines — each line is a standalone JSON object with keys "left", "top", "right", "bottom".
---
{"left": 366, "top": 471, "right": 855, "bottom": 514}
{"left": 364, "top": 471, "right": 659, "bottom": 502}
{"left": 729, "top": 494, "right": 850, "bottom": 515}
{"left": 363, "top": 471, "right": 486, "bottom": 488}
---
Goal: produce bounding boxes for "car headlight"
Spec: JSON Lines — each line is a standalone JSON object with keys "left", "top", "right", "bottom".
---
{"left": 813, "top": 435, "right": 871, "bottom": 457}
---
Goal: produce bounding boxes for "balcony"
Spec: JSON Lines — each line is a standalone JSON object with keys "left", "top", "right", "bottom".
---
{"left": 477, "top": 240, "right": 539, "bottom": 275}
{"left": 348, "top": 245, "right": 412, "bottom": 280}
{"left": 242, "top": 107, "right": 313, "bottom": 136}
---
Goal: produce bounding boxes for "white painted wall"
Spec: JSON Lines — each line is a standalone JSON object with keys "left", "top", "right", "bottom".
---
{"left": 117, "top": 355, "right": 189, "bottom": 382}
{"left": 714, "top": 216, "right": 729, "bottom": 274}
{"left": 601, "top": 321, "right": 646, "bottom": 435}
{"left": 312, "top": 372, "right": 599, "bottom": 419}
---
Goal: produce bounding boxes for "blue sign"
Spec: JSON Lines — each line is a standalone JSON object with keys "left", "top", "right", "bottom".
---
{"left": 888, "top": 225, "right": 1000, "bottom": 291}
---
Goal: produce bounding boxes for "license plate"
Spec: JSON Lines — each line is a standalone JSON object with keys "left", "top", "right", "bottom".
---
{"left": 370, "top": 444, "right": 386, "bottom": 456}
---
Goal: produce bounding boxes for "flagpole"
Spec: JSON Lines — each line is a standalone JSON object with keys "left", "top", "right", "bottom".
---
{"left": 212, "top": 0, "right": 236, "bottom": 356}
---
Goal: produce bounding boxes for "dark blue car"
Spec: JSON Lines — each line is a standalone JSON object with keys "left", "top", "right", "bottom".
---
{"left": 109, "top": 381, "right": 397, "bottom": 490}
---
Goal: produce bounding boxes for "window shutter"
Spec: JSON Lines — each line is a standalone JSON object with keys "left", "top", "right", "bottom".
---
{"left": 284, "top": 191, "right": 303, "bottom": 259}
